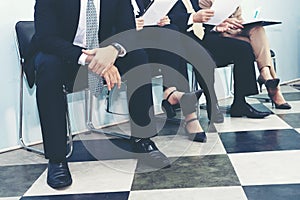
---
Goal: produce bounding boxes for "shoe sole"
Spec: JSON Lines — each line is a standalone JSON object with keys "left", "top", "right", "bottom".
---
{"left": 47, "top": 179, "right": 72, "bottom": 189}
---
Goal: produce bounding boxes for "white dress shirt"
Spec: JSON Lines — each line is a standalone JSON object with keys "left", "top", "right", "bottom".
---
{"left": 73, "top": 0, "right": 100, "bottom": 65}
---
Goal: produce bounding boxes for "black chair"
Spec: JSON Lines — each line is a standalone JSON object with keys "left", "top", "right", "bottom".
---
{"left": 15, "top": 21, "right": 130, "bottom": 157}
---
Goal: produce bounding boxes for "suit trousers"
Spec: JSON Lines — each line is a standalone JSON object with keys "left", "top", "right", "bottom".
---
{"left": 34, "top": 50, "right": 156, "bottom": 161}
{"left": 200, "top": 32, "right": 259, "bottom": 100}
{"left": 145, "top": 24, "right": 190, "bottom": 93}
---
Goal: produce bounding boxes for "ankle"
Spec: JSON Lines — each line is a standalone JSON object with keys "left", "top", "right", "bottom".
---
{"left": 164, "top": 87, "right": 183, "bottom": 105}
{"left": 259, "top": 66, "right": 272, "bottom": 80}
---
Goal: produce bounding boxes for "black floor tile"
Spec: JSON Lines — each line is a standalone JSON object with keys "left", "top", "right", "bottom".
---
{"left": 21, "top": 191, "right": 129, "bottom": 200}
{"left": 243, "top": 184, "right": 300, "bottom": 200}
{"left": 220, "top": 129, "right": 300, "bottom": 153}
{"left": 68, "top": 139, "right": 136, "bottom": 162}
{"left": 278, "top": 113, "right": 300, "bottom": 128}
{"left": 0, "top": 164, "right": 47, "bottom": 197}
{"left": 131, "top": 155, "right": 240, "bottom": 190}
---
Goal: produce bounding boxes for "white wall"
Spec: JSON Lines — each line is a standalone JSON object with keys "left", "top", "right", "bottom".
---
{"left": 0, "top": 0, "right": 36, "bottom": 151}
{"left": 0, "top": 0, "right": 300, "bottom": 151}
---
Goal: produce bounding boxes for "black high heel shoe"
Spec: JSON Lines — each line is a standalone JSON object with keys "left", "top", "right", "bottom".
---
{"left": 257, "top": 75, "right": 291, "bottom": 109}
{"left": 161, "top": 89, "right": 203, "bottom": 119}
{"left": 184, "top": 118, "right": 207, "bottom": 143}
{"left": 179, "top": 90, "right": 206, "bottom": 143}
{"left": 257, "top": 75, "right": 280, "bottom": 93}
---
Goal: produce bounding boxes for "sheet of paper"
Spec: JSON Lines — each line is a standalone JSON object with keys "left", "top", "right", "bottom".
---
{"left": 143, "top": 0, "right": 178, "bottom": 26}
{"left": 205, "top": 0, "right": 243, "bottom": 25}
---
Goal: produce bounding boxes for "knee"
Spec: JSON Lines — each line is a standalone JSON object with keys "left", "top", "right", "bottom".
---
{"left": 249, "top": 25, "right": 265, "bottom": 35}
{"left": 34, "top": 53, "right": 65, "bottom": 87}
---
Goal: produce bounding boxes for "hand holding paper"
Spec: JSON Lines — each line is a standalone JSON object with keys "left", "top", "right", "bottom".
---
{"left": 142, "top": 0, "right": 178, "bottom": 26}
{"left": 204, "top": 0, "right": 242, "bottom": 25}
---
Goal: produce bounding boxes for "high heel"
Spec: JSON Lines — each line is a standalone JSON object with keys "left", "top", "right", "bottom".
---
{"left": 257, "top": 75, "right": 291, "bottom": 109}
{"left": 184, "top": 118, "right": 207, "bottom": 143}
{"left": 161, "top": 89, "right": 203, "bottom": 118}
{"left": 257, "top": 75, "right": 280, "bottom": 92}
{"left": 268, "top": 89, "right": 291, "bottom": 109}
{"left": 273, "top": 102, "right": 291, "bottom": 109}
{"left": 179, "top": 90, "right": 206, "bottom": 143}
{"left": 161, "top": 90, "right": 177, "bottom": 118}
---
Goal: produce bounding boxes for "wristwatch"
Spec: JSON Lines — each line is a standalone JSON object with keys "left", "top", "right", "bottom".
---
{"left": 111, "top": 42, "right": 126, "bottom": 57}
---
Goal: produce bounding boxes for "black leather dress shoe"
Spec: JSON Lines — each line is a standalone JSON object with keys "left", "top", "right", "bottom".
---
{"left": 230, "top": 103, "right": 271, "bottom": 118}
{"left": 47, "top": 161, "right": 72, "bottom": 189}
{"left": 133, "top": 138, "right": 171, "bottom": 169}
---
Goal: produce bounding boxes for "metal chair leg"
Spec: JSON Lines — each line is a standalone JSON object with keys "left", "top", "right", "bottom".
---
{"left": 18, "top": 69, "right": 44, "bottom": 155}
{"left": 84, "top": 89, "right": 130, "bottom": 139}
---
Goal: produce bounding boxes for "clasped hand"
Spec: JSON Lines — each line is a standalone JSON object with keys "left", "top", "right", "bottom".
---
{"left": 82, "top": 46, "right": 121, "bottom": 91}
{"left": 216, "top": 18, "right": 244, "bottom": 32}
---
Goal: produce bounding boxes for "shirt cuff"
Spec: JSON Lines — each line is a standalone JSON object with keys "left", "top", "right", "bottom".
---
{"left": 78, "top": 53, "right": 88, "bottom": 66}
{"left": 188, "top": 13, "right": 195, "bottom": 25}
{"left": 187, "top": 13, "right": 195, "bottom": 32}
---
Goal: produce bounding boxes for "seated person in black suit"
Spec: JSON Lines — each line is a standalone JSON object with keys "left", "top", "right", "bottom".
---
{"left": 168, "top": 0, "right": 271, "bottom": 119}
{"left": 25, "top": 0, "right": 171, "bottom": 189}
{"left": 132, "top": 0, "right": 207, "bottom": 143}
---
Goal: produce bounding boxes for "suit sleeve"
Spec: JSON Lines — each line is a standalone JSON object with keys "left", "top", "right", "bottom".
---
{"left": 168, "top": 0, "right": 192, "bottom": 33}
{"left": 34, "top": 0, "right": 82, "bottom": 65}
{"left": 115, "top": 0, "right": 136, "bottom": 34}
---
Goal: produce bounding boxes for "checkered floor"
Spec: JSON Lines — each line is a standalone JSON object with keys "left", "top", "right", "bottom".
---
{"left": 1, "top": 84, "right": 300, "bottom": 200}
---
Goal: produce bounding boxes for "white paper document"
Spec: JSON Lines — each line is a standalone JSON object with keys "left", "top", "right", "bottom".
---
{"left": 205, "top": 0, "right": 243, "bottom": 25}
{"left": 143, "top": 0, "right": 178, "bottom": 26}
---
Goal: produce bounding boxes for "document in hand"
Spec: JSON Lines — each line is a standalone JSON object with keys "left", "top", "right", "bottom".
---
{"left": 142, "top": 0, "right": 178, "bottom": 26}
{"left": 204, "top": 0, "right": 242, "bottom": 25}
{"left": 242, "top": 19, "right": 282, "bottom": 27}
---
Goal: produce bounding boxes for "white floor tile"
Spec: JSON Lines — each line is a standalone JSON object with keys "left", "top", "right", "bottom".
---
{"left": 129, "top": 187, "right": 247, "bottom": 200}
{"left": 229, "top": 150, "right": 300, "bottom": 186}
{"left": 152, "top": 134, "right": 226, "bottom": 158}
{"left": 0, "top": 148, "right": 46, "bottom": 166}
{"left": 215, "top": 114, "right": 291, "bottom": 133}
{"left": 24, "top": 160, "right": 137, "bottom": 196}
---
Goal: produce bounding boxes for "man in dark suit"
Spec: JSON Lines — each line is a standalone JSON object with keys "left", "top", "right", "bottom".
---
{"left": 26, "top": 0, "right": 170, "bottom": 189}
{"left": 169, "top": 0, "right": 271, "bottom": 119}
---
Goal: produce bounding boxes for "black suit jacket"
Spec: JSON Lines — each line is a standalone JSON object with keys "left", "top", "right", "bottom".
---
{"left": 168, "top": 0, "right": 201, "bottom": 33}
{"left": 25, "top": 0, "right": 136, "bottom": 87}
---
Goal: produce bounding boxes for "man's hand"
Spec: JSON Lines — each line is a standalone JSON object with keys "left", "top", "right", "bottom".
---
{"left": 193, "top": 9, "right": 215, "bottom": 23}
{"left": 82, "top": 45, "right": 118, "bottom": 76}
{"left": 135, "top": 17, "right": 144, "bottom": 31}
{"left": 102, "top": 65, "right": 121, "bottom": 91}
{"left": 157, "top": 16, "right": 170, "bottom": 27}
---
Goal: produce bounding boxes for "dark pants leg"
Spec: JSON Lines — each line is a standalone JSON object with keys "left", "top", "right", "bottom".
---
{"left": 117, "top": 50, "right": 157, "bottom": 139}
{"left": 147, "top": 24, "right": 190, "bottom": 93}
{"left": 34, "top": 53, "right": 80, "bottom": 161}
{"left": 183, "top": 32, "right": 219, "bottom": 118}
{"left": 201, "top": 33, "right": 258, "bottom": 101}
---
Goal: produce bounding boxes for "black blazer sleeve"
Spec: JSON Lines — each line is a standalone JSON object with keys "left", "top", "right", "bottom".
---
{"left": 33, "top": 0, "right": 83, "bottom": 66}
{"left": 168, "top": 0, "right": 192, "bottom": 33}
